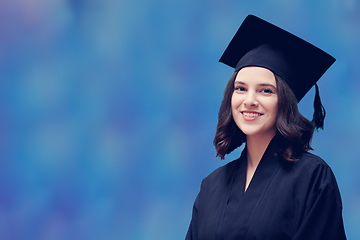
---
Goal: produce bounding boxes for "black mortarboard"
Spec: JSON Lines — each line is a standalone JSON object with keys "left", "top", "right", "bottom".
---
{"left": 219, "top": 15, "right": 336, "bottom": 130}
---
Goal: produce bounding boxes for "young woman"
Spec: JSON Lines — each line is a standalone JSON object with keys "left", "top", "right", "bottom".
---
{"left": 186, "top": 15, "right": 346, "bottom": 240}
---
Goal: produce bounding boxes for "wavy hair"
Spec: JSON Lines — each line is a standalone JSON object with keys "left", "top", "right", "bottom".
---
{"left": 213, "top": 71, "right": 314, "bottom": 161}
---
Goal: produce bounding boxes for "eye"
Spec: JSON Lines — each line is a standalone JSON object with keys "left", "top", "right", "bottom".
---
{"left": 234, "top": 86, "right": 247, "bottom": 92}
{"left": 260, "top": 88, "right": 274, "bottom": 94}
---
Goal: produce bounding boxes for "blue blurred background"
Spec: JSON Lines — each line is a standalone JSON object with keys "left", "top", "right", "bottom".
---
{"left": 0, "top": 0, "right": 359, "bottom": 239}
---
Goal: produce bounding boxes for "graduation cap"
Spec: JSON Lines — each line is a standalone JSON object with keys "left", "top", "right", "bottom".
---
{"left": 219, "top": 15, "right": 335, "bottom": 130}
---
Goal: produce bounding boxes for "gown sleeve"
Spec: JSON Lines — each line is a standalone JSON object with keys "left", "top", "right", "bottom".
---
{"left": 292, "top": 173, "right": 347, "bottom": 239}
{"left": 185, "top": 205, "right": 196, "bottom": 240}
{"left": 185, "top": 180, "right": 202, "bottom": 240}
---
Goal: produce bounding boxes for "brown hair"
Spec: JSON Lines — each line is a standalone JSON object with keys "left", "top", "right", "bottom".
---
{"left": 213, "top": 71, "right": 314, "bottom": 161}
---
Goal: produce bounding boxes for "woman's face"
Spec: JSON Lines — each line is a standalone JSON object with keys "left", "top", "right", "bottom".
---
{"left": 231, "top": 66, "right": 278, "bottom": 139}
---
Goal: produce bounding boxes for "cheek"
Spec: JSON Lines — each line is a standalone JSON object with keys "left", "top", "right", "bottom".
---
{"left": 267, "top": 97, "right": 278, "bottom": 111}
{"left": 262, "top": 99, "right": 278, "bottom": 119}
{"left": 231, "top": 94, "right": 236, "bottom": 110}
{"left": 231, "top": 93, "right": 242, "bottom": 109}
{"left": 271, "top": 101, "right": 278, "bottom": 117}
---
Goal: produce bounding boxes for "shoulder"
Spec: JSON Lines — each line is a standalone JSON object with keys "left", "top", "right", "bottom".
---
{"left": 201, "top": 158, "right": 241, "bottom": 187}
{"left": 293, "top": 151, "right": 334, "bottom": 175}
{"left": 289, "top": 151, "right": 341, "bottom": 196}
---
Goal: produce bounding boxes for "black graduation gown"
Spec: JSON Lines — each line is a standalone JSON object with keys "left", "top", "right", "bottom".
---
{"left": 186, "top": 136, "right": 346, "bottom": 240}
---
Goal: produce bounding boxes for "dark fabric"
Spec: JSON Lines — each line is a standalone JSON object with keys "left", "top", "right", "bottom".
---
{"left": 186, "top": 137, "right": 346, "bottom": 240}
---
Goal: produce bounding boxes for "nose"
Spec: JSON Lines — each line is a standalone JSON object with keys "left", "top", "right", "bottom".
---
{"left": 243, "top": 91, "right": 258, "bottom": 107}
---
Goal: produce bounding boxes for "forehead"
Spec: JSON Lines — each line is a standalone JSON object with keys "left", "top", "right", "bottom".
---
{"left": 235, "top": 66, "right": 276, "bottom": 85}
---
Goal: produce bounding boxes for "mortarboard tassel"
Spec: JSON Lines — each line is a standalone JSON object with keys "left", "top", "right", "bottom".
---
{"left": 312, "top": 84, "right": 326, "bottom": 130}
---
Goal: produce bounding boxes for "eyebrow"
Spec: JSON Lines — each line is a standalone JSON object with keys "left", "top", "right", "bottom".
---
{"left": 234, "top": 81, "right": 277, "bottom": 88}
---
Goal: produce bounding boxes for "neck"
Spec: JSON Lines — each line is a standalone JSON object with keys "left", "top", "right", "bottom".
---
{"left": 246, "top": 132, "right": 276, "bottom": 168}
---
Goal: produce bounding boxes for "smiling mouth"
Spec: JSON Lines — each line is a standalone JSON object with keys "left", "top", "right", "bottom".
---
{"left": 241, "top": 112, "right": 263, "bottom": 117}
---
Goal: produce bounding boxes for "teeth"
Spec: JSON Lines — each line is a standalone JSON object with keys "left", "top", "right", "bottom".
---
{"left": 242, "top": 112, "right": 261, "bottom": 117}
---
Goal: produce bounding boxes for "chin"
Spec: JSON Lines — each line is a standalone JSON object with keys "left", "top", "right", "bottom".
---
{"left": 241, "top": 128, "right": 277, "bottom": 139}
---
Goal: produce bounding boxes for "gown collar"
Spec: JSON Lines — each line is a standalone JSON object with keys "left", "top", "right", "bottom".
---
{"left": 243, "top": 133, "right": 285, "bottom": 194}
{"left": 221, "top": 134, "right": 286, "bottom": 237}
